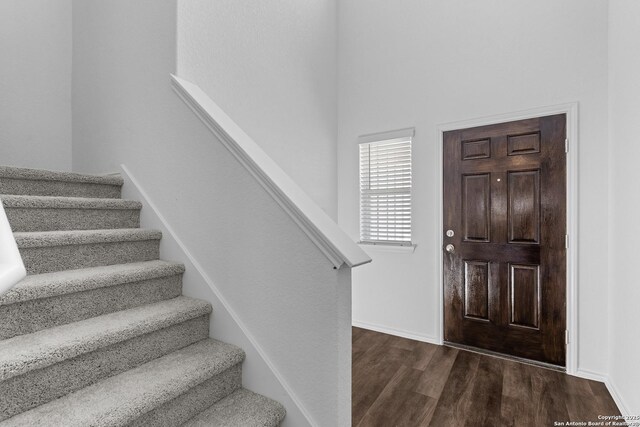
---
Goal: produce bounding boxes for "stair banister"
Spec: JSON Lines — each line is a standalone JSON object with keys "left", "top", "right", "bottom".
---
{"left": 170, "top": 74, "right": 371, "bottom": 270}
{"left": 0, "top": 197, "right": 26, "bottom": 295}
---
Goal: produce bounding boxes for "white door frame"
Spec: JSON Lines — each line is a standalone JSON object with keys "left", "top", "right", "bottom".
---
{"left": 435, "top": 103, "right": 579, "bottom": 375}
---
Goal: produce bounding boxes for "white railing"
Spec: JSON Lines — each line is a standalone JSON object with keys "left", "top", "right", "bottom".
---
{"left": 170, "top": 75, "right": 371, "bottom": 270}
{"left": 0, "top": 198, "right": 26, "bottom": 295}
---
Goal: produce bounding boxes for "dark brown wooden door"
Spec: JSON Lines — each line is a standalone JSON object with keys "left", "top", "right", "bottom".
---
{"left": 443, "top": 114, "right": 566, "bottom": 366}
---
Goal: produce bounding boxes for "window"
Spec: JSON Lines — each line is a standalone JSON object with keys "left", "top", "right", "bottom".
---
{"left": 359, "top": 128, "right": 413, "bottom": 246}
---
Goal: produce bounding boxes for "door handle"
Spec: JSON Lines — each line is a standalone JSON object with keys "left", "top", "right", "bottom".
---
{"left": 445, "top": 244, "right": 455, "bottom": 253}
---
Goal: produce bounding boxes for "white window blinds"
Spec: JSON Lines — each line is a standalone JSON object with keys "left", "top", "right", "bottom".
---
{"left": 359, "top": 132, "right": 412, "bottom": 245}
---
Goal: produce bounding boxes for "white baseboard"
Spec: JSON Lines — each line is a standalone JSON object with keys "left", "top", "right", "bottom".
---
{"left": 575, "top": 368, "right": 608, "bottom": 382}
{"left": 352, "top": 320, "right": 441, "bottom": 345}
{"left": 605, "top": 377, "right": 631, "bottom": 417}
{"left": 575, "top": 369, "right": 630, "bottom": 416}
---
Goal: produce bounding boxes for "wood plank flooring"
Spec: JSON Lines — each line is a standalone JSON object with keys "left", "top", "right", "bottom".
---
{"left": 352, "top": 327, "right": 622, "bottom": 427}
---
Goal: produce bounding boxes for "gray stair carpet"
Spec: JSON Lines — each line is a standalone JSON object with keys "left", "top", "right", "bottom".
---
{"left": 183, "top": 389, "right": 287, "bottom": 427}
{"left": 0, "top": 166, "right": 285, "bottom": 426}
{"left": 2, "top": 194, "right": 142, "bottom": 232}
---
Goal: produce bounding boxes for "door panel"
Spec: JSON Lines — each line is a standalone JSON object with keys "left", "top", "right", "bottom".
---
{"left": 509, "top": 264, "right": 540, "bottom": 329}
{"left": 462, "top": 139, "right": 491, "bottom": 160}
{"left": 463, "top": 174, "right": 491, "bottom": 242}
{"left": 508, "top": 170, "right": 540, "bottom": 244}
{"left": 443, "top": 114, "right": 566, "bottom": 366}
{"left": 464, "top": 260, "right": 490, "bottom": 320}
{"left": 507, "top": 132, "right": 541, "bottom": 155}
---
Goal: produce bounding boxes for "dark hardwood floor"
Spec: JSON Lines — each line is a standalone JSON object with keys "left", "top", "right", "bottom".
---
{"left": 352, "top": 327, "right": 622, "bottom": 427}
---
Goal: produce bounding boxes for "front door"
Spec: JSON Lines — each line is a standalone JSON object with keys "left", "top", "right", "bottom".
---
{"left": 443, "top": 114, "right": 566, "bottom": 366}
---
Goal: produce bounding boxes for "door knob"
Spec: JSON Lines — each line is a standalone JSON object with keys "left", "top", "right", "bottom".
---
{"left": 445, "top": 244, "right": 455, "bottom": 253}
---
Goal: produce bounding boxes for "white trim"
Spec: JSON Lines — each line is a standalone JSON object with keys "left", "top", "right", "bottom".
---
{"left": 358, "top": 127, "right": 415, "bottom": 144}
{"left": 0, "top": 198, "right": 26, "bottom": 296}
{"left": 575, "top": 369, "right": 630, "bottom": 416}
{"left": 120, "top": 165, "right": 319, "bottom": 427}
{"left": 436, "top": 103, "right": 580, "bottom": 374}
{"left": 170, "top": 74, "right": 371, "bottom": 270}
{"left": 358, "top": 243, "right": 417, "bottom": 254}
{"left": 352, "top": 319, "right": 440, "bottom": 345}
{"left": 574, "top": 367, "right": 608, "bottom": 382}
{"left": 605, "top": 378, "right": 631, "bottom": 417}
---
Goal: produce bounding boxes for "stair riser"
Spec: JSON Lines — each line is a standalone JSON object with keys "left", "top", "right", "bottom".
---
{"left": 0, "top": 315, "right": 210, "bottom": 421}
{"left": 0, "top": 178, "right": 121, "bottom": 199}
{"left": 0, "top": 274, "right": 183, "bottom": 340}
{"left": 5, "top": 208, "right": 140, "bottom": 232}
{"left": 19, "top": 240, "right": 160, "bottom": 274}
{"left": 130, "top": 364, "right": 242, "bottom": 427}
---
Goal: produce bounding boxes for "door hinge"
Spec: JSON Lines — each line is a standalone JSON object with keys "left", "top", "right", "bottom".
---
{"left": 565, "top": 330, "right": 570, "bottom": 345}
{"left": 565, "top": 138, "right": 569, "bottom": 153}
{"left": 565, "top": 234, "right": 569, "bottom": 249}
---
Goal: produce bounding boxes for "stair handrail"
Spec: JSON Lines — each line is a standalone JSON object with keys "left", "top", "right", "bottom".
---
{"left": 170, "top": 74, "right": 371, "bottom": 270}
{"left": 0, "top": 197, "right": 26, "bottom": 295}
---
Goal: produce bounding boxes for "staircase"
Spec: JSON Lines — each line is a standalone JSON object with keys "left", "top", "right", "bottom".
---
{"left": 0, "top": 166, "right": 286, "bottom": 426}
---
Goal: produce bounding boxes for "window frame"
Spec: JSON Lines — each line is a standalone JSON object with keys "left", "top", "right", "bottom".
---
{"left": 358, "top": 128, "right": 414, "bottom": 247}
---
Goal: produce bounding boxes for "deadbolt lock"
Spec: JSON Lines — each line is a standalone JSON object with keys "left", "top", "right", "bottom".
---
{"left": 446, "top": 229, "right": 454, "bottom": 237}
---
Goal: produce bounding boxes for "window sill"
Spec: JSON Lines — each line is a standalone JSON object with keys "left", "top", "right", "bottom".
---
{"left": 358, "top": 243, "right": 417, "bottom": 254}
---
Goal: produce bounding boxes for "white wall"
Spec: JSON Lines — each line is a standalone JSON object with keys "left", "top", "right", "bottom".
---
{"left": 338, "top": 0, "right": 610, "bottom": 376}
{"left": 176, "top": 0, "right": 338, "bottom": 217}
{"left": 0, "top": 0, "right": 72, "bottom": 171}
{"left": 72, "top": 1, "right": 350, "bottom": 425}
{"left": 608, "top": 0, "right": 640, "bottom": 414}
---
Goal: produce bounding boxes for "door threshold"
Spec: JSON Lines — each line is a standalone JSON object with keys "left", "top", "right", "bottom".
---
{"left": 443, "top": 341, "right": 566, "bottom": 373}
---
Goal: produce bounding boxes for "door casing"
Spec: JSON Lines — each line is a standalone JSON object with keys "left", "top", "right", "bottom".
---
{"left": 436, "top": 103, "right": 579, "bottom": 375}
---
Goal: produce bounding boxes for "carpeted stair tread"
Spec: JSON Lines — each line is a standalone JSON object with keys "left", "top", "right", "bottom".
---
{"left": 1, "top": 339, "right": 245, "bottom": 427}
{"left": 2, "top": 195, "right": 142, "bottom": 232}
{"left": 0, "top": 260, "right": 185, "bottom": 306}
{"left": 16, "top": 229, "right": 162, "bottom": 275}
{"left": 13, "top": 228, "right": 162, "bottom": 248}
{"left": 1, "top": 194, "right": 141, "bottom": 210}
{"left": 0, "top": 166, "right": 123, "bottom": 186}
{"left": 0, "top": 296, "right": 211, "bottom": 381}
{"left": 183, "top": 388, "right": 286, "bottom": 427}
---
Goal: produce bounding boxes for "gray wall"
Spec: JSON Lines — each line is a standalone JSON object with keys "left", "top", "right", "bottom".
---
{"left": 608, "top": 0, "right": 640, "bottom": 414}
{"left": 0, "top": 0, "right": 72, "bottom": 171}
{"left": 177, "top": 0, "right": 339, "bottom": 217}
